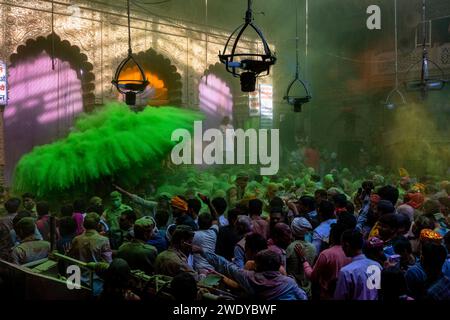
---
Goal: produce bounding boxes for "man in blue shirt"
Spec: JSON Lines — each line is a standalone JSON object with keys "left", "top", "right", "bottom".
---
{"left": 312, "top": 200, "right": 336, "bottom": 254}
{"left": 334, "top": 229, "right": 381, "bottom": 300}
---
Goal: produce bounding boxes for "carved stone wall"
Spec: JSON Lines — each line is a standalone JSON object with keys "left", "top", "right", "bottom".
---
{"left": 0, "top": 0, "right": 267, "bottom": 187}
{"left": 0, "top": 0, "right": 260, "bottom": 107}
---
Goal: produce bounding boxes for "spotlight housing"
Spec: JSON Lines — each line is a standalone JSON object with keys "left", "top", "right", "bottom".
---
{"left": 219, "top": 0, "right": 276, "bottom": 92}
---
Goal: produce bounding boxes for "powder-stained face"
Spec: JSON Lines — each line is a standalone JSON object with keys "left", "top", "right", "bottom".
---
{"left": 23, "top": 198, "right": 35, "bottom": 211}
{"left": 112, "top": 198, "right": 122, "bottom": 208}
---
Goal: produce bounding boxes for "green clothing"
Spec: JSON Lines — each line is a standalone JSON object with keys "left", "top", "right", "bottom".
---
{"left": 130, "top": 194, "right": 158, "bottom": 217}
{"left": 117, "top": 240, "right": 157, "bottom": 275}
{"left": 103, "top": 204, "right": 132, "bottom": 231}
{"left": 286, "top": 240, "right": 317, "bottom": 298}
{"left": 154, "top": 248, "right": 197, "bottom": 280}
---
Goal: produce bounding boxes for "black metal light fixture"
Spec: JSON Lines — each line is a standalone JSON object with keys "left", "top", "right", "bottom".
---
{"left": 405, "top": 0, "right": 448, "bottom": 97}
{"left": 219, "top": 0, "right": 276, "bottom": 92}
{"left": 284, "top": 0, "right": 311, "bottom": 113}
{"left": 112, "top": 0, "right": 149, "bottom": 106}
{"left": 384, "top": 0, "right": 407, "bottom": 110}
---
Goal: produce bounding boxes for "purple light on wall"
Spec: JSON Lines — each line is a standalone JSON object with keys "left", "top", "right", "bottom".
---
{"left": 199, "top": 74, "right": 233, "bottom": 129}
{"left": 4, "top": 52, "right": 83, "bottom": 184}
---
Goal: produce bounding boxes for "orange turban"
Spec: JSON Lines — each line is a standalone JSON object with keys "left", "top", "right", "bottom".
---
{"left": 406, "top": 193, "right": 425, "bottom": 209}
{"left": 419, "top": 229, "right": 443, "bottom": 244}
{"left": 171, "top": 196, "right": 188, "bottom": 212}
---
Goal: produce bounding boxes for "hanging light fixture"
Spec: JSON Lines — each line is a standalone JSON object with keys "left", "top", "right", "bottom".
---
{"left": 404, "top": 0, "right": 448, "bottom": 97}
{"left": 284, "top": 0, "right": 311, "bottom": 113}
{"left": 384, "top": 0, "right": 407, "bottom": 109}
{"left": 112, "top": 0, "right": 149, "bottom": 106}
{"left": 219, "top": 0, "right": 276, "bottom": 92}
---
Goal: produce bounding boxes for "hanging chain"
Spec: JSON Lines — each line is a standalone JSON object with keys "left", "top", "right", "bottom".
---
{"left": 394, "top": 0, "right": 398, "bottom": 87}
{"left": 127, "top": 0, "right": 132, "bottom": 54}
{"left": 246, "top": 0, "right": 253, "bottom": 23}
{"left": 295, "top": 1, "right": 299, "bottom": 78}
{"left": 305, "top": 0, "right": 308, "bottom": 79}
{"left": 422, "top": 0, "right": 427, "bottom": 48}
{"left": 51, "top": 0, "right": 55, "bottom": 70}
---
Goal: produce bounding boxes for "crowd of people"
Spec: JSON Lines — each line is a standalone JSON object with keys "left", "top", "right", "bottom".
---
{"left": 0, "top": 164, "right": 450, "bottom": 301}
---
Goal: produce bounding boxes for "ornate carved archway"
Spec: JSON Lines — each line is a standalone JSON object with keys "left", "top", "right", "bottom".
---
{"left": 4, "top": 33, "right": 96, "bottom": 184}
{"left": 201, "top": 62, "right": 247, "bottom": 128}
{"left": 131, "top": 48, "right": 183, "bottom": 106}
{"left": 9, "top": 33, "right": 96, "bottom": 111}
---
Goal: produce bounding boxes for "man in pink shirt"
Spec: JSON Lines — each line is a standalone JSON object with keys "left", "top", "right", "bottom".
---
{"left": 72, "top": 199, "right": 86, "bottom": 235}
{"left": 295, "top": 223, "right": 351, "bottom": 299}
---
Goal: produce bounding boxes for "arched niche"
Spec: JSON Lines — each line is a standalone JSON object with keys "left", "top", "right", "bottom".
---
{"left": 199, "top": 63, "right": 244, "bottom": 129}
{"left": 117, "top": 48, "right": 182, "bottom": 106}
{"left": 4, "top": 33, "right": 95, "bottom": 184}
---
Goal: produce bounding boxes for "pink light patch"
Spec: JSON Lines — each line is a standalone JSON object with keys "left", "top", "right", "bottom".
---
{"left": 199, "top": 74, "right": 233, "bottom": 130}
{"left": 4, "top": 52, "right": 83, "bottom": 184}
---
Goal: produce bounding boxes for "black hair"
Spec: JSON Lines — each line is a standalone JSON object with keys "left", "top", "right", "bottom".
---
{"left": 332, "top": 194, "right": 347, "bottom": 208}
{"left": 329, "top": 223, "right": 349, "bottom": 245}
{"left": 423, "top": 200, "right": 441, "bottom": 216}
{"left": 245, "top": 232, "right": 268, "bottom": 254}
{"left": 255, "top": 249, "right": 282, "bottom": 272}
{"left": 361, "top": 180, "right": 375, "bottom": 191}
{"left": 393, "top": 236, "right": 412, "bottom": 255}
{"left": 197, "top": 212, "right": 213, "bottom": 230}
{"left": 171, "top": 273, "right": 197, "bottom": 302}
{"left": 337, "top": 211, "right": 357, "bottom": 230}
{"left": 73, "top": 199, "right": 86, "bottom": 213}
{"left": 171, "top": 225, "right": 195, "bottom": 246}
{"left": 15, "top": 217, "right": 36, "bottom": 239}
{"left": 21, "top": 193, "right": 34, "bottom": 200}
{"left": 421, "top": 243, "right": 448, "bottom": 275}
{"left": 5, "top": 198, "right": 21, "bottom": 214}
{"left": 211, "top": 197, "right": 227, "bottom": 215}
{"left": 395, "top": 213, "right": 412, "bottom": 234}
{"left": 413, "top": 215, "right": 436, "bottom": 237}
{"left": 120, "top": 210, "right": 137, "bottom": 223}
{"left": 270, "top": 206, "right": 284, "bottom": 215}
{"left": 341, "top": 229, "right": 364, "bottom": 250}
{"left": 101, "top": 258, "right": 132, "bottom": 300}
{"left": 377, "top": 185, "right": 399, "bottom": 206}
{"left": 379, "top": 213, "right": 399, "bottom": 229}
{"left": 155, "top": 210, "right": 170, "bottom": 228}
{"left": 60, "top": 204, "right": 74, "bottom": 217}
{"left": 58, "top": 216, "right": 77, "bottom": 237}
{"left": 314, "top": 189, "right": 328, "bottom": 198}
{"left": 187, "top": 198, "right": 201, "bottom": 215}
{"left": 12, "top": 210, "right": 33, "bottom": 227}
{"left": 345, "top": 201, "right": 355, "bottom": 215}
{"left": 248, "top": 199, "right": 263, "bottom": 216}
{"left": 227, "top": 209, "right": 242, "bottom": 224}
{"left": 381, "top": 267, "right": 408, "bottom": 301}
{"left": 36, "top": 201, "right": 50, "bottom": 217}
{"left": 318, "top": 200, "right": 335, "bottom": 220}
{"left": 86, "top": 203, "right": 104, "bottom": 216}
{"left": 377, "top": 200, "right": 395, "bottom": 215}
{"left": 299, "top": 196, "right": 316, "bottom": 211}
{"left": 269, "top": 197, "right": 284, "bottom": 209}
